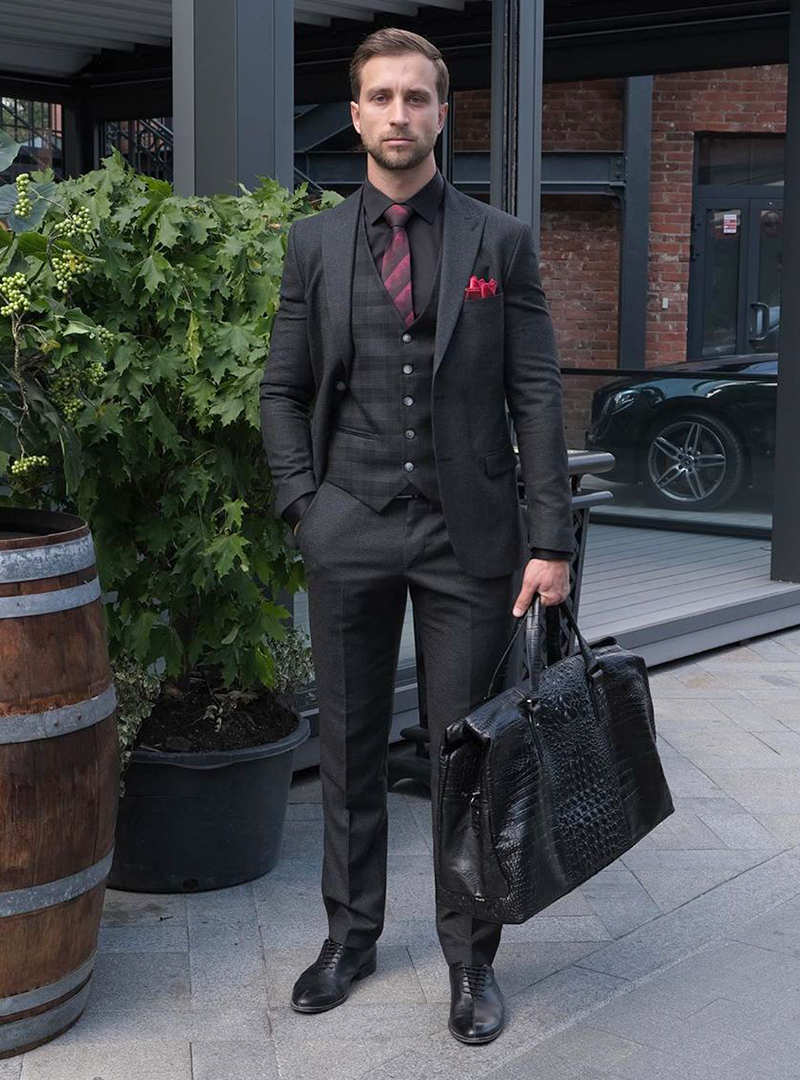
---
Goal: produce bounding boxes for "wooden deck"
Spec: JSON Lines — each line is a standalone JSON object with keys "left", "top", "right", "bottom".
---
{"left": 578, "top": 523, "right": 800, "bottom": 665}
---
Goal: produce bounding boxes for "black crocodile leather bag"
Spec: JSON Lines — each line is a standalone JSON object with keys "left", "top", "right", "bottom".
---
{"left": 435, "top": 595, "right": 675, "bottom": 924}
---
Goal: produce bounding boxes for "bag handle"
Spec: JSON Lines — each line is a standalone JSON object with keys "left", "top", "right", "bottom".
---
{"left": 483, "top": 594, "right": 599, "bottom": 703}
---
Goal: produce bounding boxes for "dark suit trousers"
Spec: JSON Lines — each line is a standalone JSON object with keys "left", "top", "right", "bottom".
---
{"left": 295, "top": 477, "right": 519, "bottom": 965}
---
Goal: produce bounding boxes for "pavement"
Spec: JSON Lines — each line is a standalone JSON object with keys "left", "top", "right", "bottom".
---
{"left": 8, "top": 625, "right": 800, "bottom": 1080}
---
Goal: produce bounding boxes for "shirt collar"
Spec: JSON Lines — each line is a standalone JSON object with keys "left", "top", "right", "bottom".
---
{"left": 362, "top": 168, "right": 445, "bottom": 226}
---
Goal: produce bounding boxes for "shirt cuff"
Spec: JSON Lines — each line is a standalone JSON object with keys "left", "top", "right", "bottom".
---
{"left": 530, "top": 547, "right": 573, "bottom": 561}
{"left": 283, "top": 491, "right": 316, "bottom": 530}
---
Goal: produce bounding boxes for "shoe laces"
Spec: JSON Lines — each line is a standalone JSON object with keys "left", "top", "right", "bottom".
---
{"left": 459, "top": 962, "right": 489, "bottom": 997}
{"left": 317, "top": 938, "right": 345, "bottom": 971}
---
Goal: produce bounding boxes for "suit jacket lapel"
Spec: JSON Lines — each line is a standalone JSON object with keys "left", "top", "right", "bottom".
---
{"left": 321, "top": 177, "right": 486, "bottom": 382}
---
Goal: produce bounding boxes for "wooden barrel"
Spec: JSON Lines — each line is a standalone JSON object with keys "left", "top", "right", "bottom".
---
{"left": 0, "top": 507, "right": 119, "bottom": 1058}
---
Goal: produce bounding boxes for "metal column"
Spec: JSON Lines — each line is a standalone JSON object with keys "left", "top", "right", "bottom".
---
{"left": 490, "top": 0, "right": 544, "bottom": 243}
{"left": 771, "top": 0, "right": 800, "bottom": 583}
{"left": 172, "top": 0, "right": 294, "bottom": 197}
{"left": 618, "top": 76, "right": 653, "bottom": 371}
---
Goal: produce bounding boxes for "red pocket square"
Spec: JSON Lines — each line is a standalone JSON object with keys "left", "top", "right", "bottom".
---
{"left": 464, "top": 275, "right": 498, "bottom": 300}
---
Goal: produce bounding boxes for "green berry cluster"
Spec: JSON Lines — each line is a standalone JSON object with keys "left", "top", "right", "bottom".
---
{"left": 51, "top": 250, "right": 91, "bottom": 292}
{"left": 0, "top": 271, "right": 30, "bottom": 316}
{"left": 92, "top": 325, "right": 116, "bottom": 350}
{"left": 9, "top": 453, "right": 48, "bottom": 482}
{"left": 52, "top": 207, "right": 92, "bottom": 239}
{"left": 50, "top": 368, "right": 84, "bottom": 422}
{"left": 13, "top": 173, "right": 32, "bottom": 218}
{"left": 86, "top": 359, "right": 105, "bottom": 385}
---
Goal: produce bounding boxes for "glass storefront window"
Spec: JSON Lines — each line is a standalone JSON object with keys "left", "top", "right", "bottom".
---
{"left": 697, "top": 135, "right": 784, "bottom": 187}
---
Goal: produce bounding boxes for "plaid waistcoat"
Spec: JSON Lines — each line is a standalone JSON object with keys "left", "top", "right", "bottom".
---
{"left": 323, "top": 207, "right": 443, "bottom": 512}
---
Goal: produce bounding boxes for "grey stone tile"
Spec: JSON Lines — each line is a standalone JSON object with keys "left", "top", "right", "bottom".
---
{"left": 0, "top": 1063, "right": 21, "bottom": 1080}
{"left": 268, "top": 1001, "right": 442, "bottom": 1044}
{"left": 576, "top": 846, "right": 800, "bottom": 980}
{"left": 262, "top": 944, "right": 425, "bottom": 1007}
{"left": 699, "top": 765, "right": 800, "bottom": 796}
{"left": 731, "top": 892, "right": 800, "bottom": 957}
{"left": 102, "top": 889, "right": 187, "bottom": 927}
{"left": 272, "top": 1034, "right": 426, "bottom": 1080}
{"left": 386, "top": 792, "right": 431, "bottom": 855}
{"left": 190, "top": 943, "right": 268, "bottom": 1008}
{"left": 710, "top": 696, "right": 790, "bottom": 733}
{"left": 19, "top": 1041, "right": 191, "bottom": 1080}
{"left": 625, "top": 807, "right": 727, "bottom": 850}
{"left": 280, "top": 817, "right": 324, "bottom": 861}
{"left": 688, "top": 808, "right": 782, "bottom": 849}
{"left": 47, "top": 999, "right": 269, "bottom": 1045}
{"left": 190, "top": 1039, "right": 279, "bottom": 1080}
{"left": 89, "top": 952, "right": 191, "bottom": 1012}
{"left": 499, "top": 915, "right": 613, "bottom": 944}
{"left": 479, "top": 1042, "right": 606, "bottom": 1080}
{"left": 187, "top": 883, "right": 261, "bottom": 949}
{"left": 583, "top": 895, "right": 662, "bottom": 938}
{"left": 398, "top": 790, "right": 434, "bottom": 853}
{"left": 97, "top": 923, "right": 189, "bottom": 952}
{"left": 539, "top": 1022, "right": 650, "bottom": 1073}
{"left": 702, "top": 1040, "right": 800, "bottom": 1079}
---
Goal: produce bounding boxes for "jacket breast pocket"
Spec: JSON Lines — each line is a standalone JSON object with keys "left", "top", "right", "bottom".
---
{"left": 484, "top": 443, "right": 518, "bottom": 477}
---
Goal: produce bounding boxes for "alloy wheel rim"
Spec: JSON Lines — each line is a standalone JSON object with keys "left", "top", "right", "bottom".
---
{"left": 647, "top": 420, "right": 728, "bottom": 503}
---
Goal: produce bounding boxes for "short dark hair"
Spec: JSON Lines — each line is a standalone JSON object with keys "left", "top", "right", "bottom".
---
{"left": 350, "top": 27, "right": 449, "bottom": 105}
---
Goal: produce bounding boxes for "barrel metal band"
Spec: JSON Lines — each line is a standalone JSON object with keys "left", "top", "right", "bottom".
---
{"left": 0, "top": 577, "right": 101, "bottom": 619}
{"left": 0, "top": 953, "right": 96, "bottom": 1018}
{"left": 0, "top": 534, "right": 96, "bottom": 584}
{"left": 0, "top": 850, "right": 114, "bottom": 919}
{"left": 0, "top": 684, "right": 117, "bottom": 745}
{"left": 0, "top": 979, "right": 91, "bottom": 1053}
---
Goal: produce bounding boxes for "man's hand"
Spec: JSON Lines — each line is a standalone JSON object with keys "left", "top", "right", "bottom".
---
{"left": 512, "top": 558, "right": 570, "bottom": 615}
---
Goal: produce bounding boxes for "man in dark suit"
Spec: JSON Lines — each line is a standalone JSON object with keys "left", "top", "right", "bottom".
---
{"left": 259, "top": 27, "right": 573, "bottom": 1045}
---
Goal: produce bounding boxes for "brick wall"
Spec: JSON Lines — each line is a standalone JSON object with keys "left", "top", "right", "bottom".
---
{"left": 647, "top": 65, "right": 787, "bottom": 366}
{"left": 454, "top": 65, "right": 788, "bottom": 371}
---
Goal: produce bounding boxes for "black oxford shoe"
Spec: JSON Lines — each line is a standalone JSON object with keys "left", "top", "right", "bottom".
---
{"left": 448, "top": 961, "right": 505, "bottom": 1044}
{"left": 290, "top": 937, "right": 377, "bottom": 1013}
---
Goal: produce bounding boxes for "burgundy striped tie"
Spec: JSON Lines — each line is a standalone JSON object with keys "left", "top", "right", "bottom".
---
{"left": 381, "top": 203, "right": 415, "bottom": 327}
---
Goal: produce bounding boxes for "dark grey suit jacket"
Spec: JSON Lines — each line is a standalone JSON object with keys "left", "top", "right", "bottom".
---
{"left": 259, "top": 178, "right": 574, "bottom": 579}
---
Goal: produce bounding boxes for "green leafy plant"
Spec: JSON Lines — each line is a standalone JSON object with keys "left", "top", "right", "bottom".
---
{"left": 0, "top": 132, "right": 339, "bottom": 714}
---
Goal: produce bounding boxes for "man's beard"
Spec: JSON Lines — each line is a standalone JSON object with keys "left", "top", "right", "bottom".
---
{"left": 363, "top": 133, "right": 434, "bottom": 172}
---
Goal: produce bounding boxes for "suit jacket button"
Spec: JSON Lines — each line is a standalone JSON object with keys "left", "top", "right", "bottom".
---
{"left": 404, "top": 462, "right": 414, "bottom": 471}
{"left": 402, "top": 333, "right": 412, "bottom": 343}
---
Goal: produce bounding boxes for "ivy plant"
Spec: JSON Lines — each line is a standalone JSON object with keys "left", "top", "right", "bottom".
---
{"left": 0, "top": 132, "right": 342, "bottom": 695}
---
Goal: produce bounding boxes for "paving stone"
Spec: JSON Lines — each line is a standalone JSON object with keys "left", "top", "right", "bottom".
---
{"left": 273, "top": 1034, "right": 426, "bottom": 1080}
{"left": 0, "top": 1062, "right": 21, "bottom": 1080}
{"left": 189, "top": 1039, "right": 279, "bottom": 1080}
{"left": 187, "top": 883, "right": 261, "bottom": 949}
{"left": 101, "top": 889, "right": 187, "bottom": 927}
{"left": 97, "top": 923, "right": 189, "bottom": 953}
{"left": 539, "top": 1022, "right": 651, "bottom": 1072}
{"left": 190, "top": 943, "right": 268, "bottom": 1008}
{"left": 47, "top": 999, "right": 269, "bottom": 1046}
{"left": 88, "top": 952, "right": 191, "bottom": 1012}
{"left": 576, "top": 846, "right": 800, "bottom": 980}
{"left": 582, "top": 895, "right": 662, "bottom": 938}
{"left": 262, "top": 944, "right": 425, "bottom": 1007}
{"left": 709, "top": 696, "right": 790, "bottom": 732}
{"left": 19, "top": 1041, "right": 191, "bottom": 1080}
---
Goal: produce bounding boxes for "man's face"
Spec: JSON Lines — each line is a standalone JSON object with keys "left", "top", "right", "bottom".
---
{"left": 351, "top": 53, "right": 447, "bottom": 172}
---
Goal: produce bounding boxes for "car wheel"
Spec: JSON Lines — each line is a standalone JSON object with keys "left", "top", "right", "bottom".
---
{"left": 641, "top": 411, "right": 745, "bottom": 510}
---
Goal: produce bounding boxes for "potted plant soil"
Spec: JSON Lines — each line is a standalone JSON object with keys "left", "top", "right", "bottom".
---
{"left": 0, "top": 138, "right": 333, "bottom": 890}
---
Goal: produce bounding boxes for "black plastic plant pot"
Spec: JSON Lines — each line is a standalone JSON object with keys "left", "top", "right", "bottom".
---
{"left": 107, "top": 715, "right": 310, "bottom": 893}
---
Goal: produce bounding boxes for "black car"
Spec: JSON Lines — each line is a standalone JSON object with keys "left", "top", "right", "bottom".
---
{"left": 584, "top": 354, "right": 777, "bottom": 510}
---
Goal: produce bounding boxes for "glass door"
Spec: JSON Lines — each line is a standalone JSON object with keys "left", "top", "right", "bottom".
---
{"left": 689, "top": 196, "right": 783, "bottom": 359}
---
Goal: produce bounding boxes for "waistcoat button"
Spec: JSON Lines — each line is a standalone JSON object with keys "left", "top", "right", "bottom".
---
{"left": 402, "top": 333, "right": 413, "bottom": 343}
{"left": 405, "top": 429, "right": 415, "bottom": 439}
{"left": 403, "top": 396, "right": 414, "bottom": 406}
{"left": 404, "top": 461, "right": 414, "bottom": 471}
{"left": 402, "top": 364, "right": 413, "bottom": 374}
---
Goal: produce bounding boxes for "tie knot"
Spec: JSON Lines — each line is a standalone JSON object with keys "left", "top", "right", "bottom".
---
{"left": 384, "top": 203, "right": 412, "bottom": 228}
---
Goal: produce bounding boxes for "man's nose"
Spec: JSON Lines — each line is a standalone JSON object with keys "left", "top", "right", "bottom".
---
{"left": 389, "top": 101, "right": 410, "bottom": 126}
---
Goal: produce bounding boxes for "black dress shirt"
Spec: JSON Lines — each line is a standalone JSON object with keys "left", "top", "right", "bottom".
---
{"left": 281, "top": 170, "right": 571, "bottom": 562}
